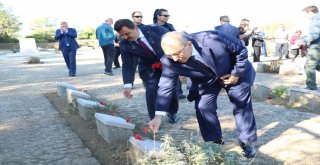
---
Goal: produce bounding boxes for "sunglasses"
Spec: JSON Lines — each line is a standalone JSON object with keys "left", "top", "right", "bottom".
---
{"left": 160, "top": 15, "right": 170, "bottom": 18}
{"left": 133, "top": 16, "right": 143, "bottom": 18}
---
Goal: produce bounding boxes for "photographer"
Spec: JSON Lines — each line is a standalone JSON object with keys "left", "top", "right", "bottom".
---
{"left": 251, "top": 27, "right": 264, "bottom": 62}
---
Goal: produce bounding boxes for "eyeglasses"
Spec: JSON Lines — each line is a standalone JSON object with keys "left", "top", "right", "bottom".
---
{"left": 166, "top": 42, "right": 188, "bottom": 58}
{"left": 133, "top": 16, "right": 143, "bottom": 18}
{"left": 160, "top": 15, "right": 170, "bottom": 18}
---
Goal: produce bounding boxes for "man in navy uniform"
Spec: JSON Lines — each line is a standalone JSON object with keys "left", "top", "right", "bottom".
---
{"left": 113, "top": 19, "right": 179, "bottom": 122}
{"left": 54, "top": 21, "right": 79, "bottom": 77}
{"left": 149, "top": 31, "right": 257, "bottom": 158}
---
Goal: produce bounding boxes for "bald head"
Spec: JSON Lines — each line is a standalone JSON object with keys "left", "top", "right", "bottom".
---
{"left": 105, "top": 18, "right": 113, "bottom": 25}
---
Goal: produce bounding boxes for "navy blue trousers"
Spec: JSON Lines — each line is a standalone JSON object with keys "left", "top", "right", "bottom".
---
{"left": 101, "top": 44, "right": 115, "bottom": 73}
{"left": 142, "top": 68, "right": 179, "bottom": 120}
{"left": 61, "top": 48, "right": 77, "bottom": 75}
{"left": 195, "top": 81, "right": 257, "bottom": 143}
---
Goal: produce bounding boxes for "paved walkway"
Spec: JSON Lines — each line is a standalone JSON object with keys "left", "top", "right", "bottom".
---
{"left": 0, "top": 50, "right": 319, "bottom": 164}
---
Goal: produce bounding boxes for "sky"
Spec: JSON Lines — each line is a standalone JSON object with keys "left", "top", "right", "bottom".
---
{"left": 1, "top": 0, "right": 320, "bottom": 36}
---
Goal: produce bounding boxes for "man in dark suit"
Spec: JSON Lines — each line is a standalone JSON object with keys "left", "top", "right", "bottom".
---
{"left": 214, "top": 15, "right": 240, "bottom": 38}
{"left": 54, "top": 22, "right": 79, "bottom": 77}
{"left": 149, "top": 31, "right": 257, "bottom": 158}
{"left": 113, "top": 19, "right": 179, "bottom": 122}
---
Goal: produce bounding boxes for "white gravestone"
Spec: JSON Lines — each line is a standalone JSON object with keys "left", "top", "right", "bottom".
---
{"left": 95, "top": 113, "right": 135, "bottom": 143}
{"left": 289, "top": 87, "right": 320, "bottom": 111}
{"left": 129, "top": 136, "right": 163, "bottom": 164}
{"left": 19, "top": 38, "right": 38, "bottom": 55}
{"left": 66, "top": 89, "right": 91, "bottom": 108}
{"left": 56, "top": 82, "right": 78, "bottom": 99}
{"left": 77, "top": 98, "right": 102, "bottom": 121}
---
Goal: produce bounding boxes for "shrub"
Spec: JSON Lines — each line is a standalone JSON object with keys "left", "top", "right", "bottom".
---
{"left": 271, "top": 86, "right": 288, "bottom": 98}
{"left": 137, "top": 135, "right": 242, "bottom": 165}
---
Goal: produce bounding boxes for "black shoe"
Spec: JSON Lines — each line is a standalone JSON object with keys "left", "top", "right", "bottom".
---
{"left": 69, "top": 74, "right": 76, "bottom": 77}
{"left": 178, "top": 94, "right": 186, "bottom": 99}
{"left": 104, "top": 72, "right": 114, "bottom": 76}
{"left": 113, "top": 66, "right": 120, "bottom": 69}
{"left": 213, "top": 139, "right": 225, "bottom": 145}
{"left": 206, "top": 139, "right": 224, "bottom": 145}
{"left": 167, "top": 113, "right": 178, "bottom": 123}
{"left": 239, "top": 141, "right": 257, "bottom": 158}
{"left": 304, "top": 87, "right": 317, "bottom": 90}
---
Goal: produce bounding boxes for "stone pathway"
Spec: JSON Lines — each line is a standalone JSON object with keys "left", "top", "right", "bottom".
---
{"left": 0, "top": 50, "right": 319, "bottom": 164}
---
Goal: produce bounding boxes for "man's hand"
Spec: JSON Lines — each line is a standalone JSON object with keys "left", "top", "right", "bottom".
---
{"left": 123, "top": 88, "right": 133, "bottom": 98}
{"left": 60, "top": 27, "right": 68, "bottom": 33}
{"left": 149, "top": 115, "right": 162, "bottom": 133}
{"left": 221, "top": 74, "right": 239, "bottom": 85}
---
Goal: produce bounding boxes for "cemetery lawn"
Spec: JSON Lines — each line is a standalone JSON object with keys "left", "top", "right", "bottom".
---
{"left": 45, "top": 92, "right": 129, "bottom": 165}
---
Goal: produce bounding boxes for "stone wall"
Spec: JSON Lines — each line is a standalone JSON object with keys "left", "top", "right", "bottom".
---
{"left": 0, "top": 39, "right": 99, "bottom": 50}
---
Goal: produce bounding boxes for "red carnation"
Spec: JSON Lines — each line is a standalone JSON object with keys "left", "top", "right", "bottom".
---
{"left": 134, "top": 134, "right": 143, "bottom": 140}
{"left": 267, "top": 96, "right": 272, "bottom": 99}
{"left": 143, "top": 127, "right": 149, "bottom": 134}
{"left": 111, "top": 112, "right": 115, "bottom": 116}
{"left": 99, "top": 101, "right": 106, "bottom": 106}
{"left": 126, "top": 118, "right": 131, "bottom": 123}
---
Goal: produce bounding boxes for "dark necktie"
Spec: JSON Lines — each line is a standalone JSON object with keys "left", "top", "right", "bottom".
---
{"left": 137, "top": 38, "right": 155, "bottom": 55}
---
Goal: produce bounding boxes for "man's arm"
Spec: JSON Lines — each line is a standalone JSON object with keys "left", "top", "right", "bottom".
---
{"left": 220, "top": 32, "right": 248, "bottom": 78}
{"left": 150, "top": 57, "right": 178, "bottom": 132}
{"left": 120, "top": 42, "right": 135, "bottom": 86}
{"left": 54, "top": 29, "right": 63, "bottom": 40}
{"left": 66, "top": 28, "right": 78, "bottom": 38}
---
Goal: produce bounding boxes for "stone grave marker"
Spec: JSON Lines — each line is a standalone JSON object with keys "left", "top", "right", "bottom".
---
{"left": 95, "top": 113, "right": 135, "bottom": 143}
{"left": 279, "top": 63, "right": 302, "bottom": 76}
{"left": 56, "top": 82, "right": 78, "bottom": 99}
{"left": 251, "top": 83, "right": 272, "bottom": 101}
{"left": 19, "top": 38, "right": 38, "bottom": 55}
{"left": 128, "top": 136, "right": 163, "bottom": 164}
{"left": 289, "top": 87, "right": 320, "bottom": 112}
{"left": 77, "top": 98, "right": 101, "bottom": 121}
{"left": 66, "top": 89, "right": 91, "bottom": 108}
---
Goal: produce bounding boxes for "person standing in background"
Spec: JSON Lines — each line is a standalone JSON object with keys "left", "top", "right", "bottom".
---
{"left": 274, "top": 24, "right": 290, "bottom": 60}
{"left": 113, "top": 33, "right": 122, "bottom": 69}
{"left": 214, "top": 15, "right": 240, "bottom": 38}
{"left": 130, "top": 11, "right": 144, "bottom": 87}
{"left": 153, "top": 8, "right": 186, "bottom": 99}
{"left": 252, "top": 27, "right": 264, "bottom": 62}
{"left": 96, "top": 18, "right": 115, "bottom": 76}
{"left": 54, "top": 21, "right": 79, "bottom": 77}
{"left": 290, "top": 30, "right": 305, "bottom": 62}
{"left": 260, "top": 28, "right": 268, "bottom": 57}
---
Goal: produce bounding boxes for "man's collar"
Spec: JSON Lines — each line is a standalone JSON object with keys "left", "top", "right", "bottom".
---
{"left": 191, "top": 44, "right": 200, "bottom": 56}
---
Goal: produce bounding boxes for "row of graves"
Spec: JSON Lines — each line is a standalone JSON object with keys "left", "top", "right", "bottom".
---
{"left": 56, "top": 82, "right": 164, "bottom": 164}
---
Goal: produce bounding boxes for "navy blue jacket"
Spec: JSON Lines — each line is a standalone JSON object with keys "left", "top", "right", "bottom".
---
{"left": 156, "top": 31, "right": 255, "bottom": 112}
{"left": 214, "top": 23, "right": 240, "bottom": 38}
{"left": 120, "top": 25, "right": 169, "bottom": 84}
{"left": 54, "top": 28, "right": 79, "bottom": 51}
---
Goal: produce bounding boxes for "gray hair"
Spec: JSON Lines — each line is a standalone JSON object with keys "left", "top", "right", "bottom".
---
{"left": 161, "top": 31, "right": 190, "bottom": 48}
{"left": 60, "top": 21, "right": 68, "bottom": 26}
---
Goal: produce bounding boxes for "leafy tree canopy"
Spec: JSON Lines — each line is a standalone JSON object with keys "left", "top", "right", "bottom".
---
{"left": 0, "top": 2, "right": 22, "bottom": 42}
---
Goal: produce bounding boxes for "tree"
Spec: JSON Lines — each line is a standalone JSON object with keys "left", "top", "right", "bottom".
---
{"left": 78, "top": 27, "right": 96, "bottom": 39}
{"left": 0, "top": 2, "right": 22, "bottom": 42}
{"left": 26, "top": 17, "right": 56, "bottom": 42}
